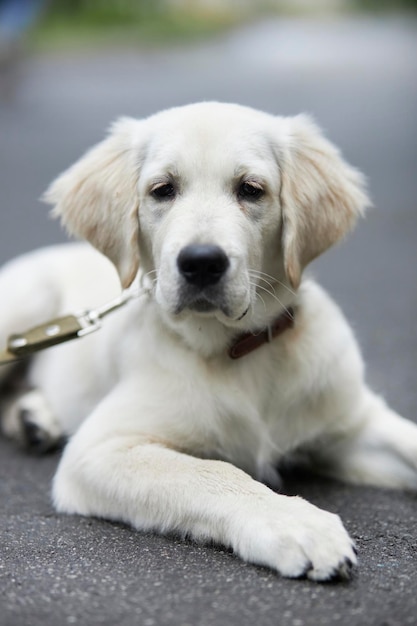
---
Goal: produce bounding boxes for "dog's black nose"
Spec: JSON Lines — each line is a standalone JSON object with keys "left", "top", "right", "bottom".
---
{"left": 177, "top": 244, "right": 229, "bottom": 288}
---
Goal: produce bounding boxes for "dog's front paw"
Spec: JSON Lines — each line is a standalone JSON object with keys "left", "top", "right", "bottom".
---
{"left": 233, "top": 496, "right": 356, "bottom": 581}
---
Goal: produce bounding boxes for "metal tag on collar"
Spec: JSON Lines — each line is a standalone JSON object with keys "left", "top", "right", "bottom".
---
{"left": 0, "top": 290, "right": 140, "bottom": 366}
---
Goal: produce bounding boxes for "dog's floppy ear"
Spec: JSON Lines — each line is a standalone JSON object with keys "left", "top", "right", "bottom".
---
{"left": 279, "top": 115, "right": 370, "bottom": 289}
{"left": 43, "top": 118, "right": 144, "bottom": 288}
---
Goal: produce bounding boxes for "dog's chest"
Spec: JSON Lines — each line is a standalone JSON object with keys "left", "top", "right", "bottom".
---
{"left": 191, "top": 347, "right": 306, "bottom": 474}
{"left": 113, "top": 303, "right": 322, "bottom": 475}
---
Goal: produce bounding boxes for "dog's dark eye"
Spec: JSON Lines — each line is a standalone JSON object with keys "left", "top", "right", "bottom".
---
{"left": 151, "top": 183, "right": 176, "bottom": 200}
{"left": 238, "top": 182, "right": 264, "bottom": 201}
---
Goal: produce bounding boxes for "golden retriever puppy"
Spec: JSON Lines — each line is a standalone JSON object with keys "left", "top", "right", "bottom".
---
{"left": 1, "top": 102, "right": 416, "bottom": 582}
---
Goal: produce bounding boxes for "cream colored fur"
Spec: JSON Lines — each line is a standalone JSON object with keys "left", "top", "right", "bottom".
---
{"left": 1, "top": 102, "right": 416, "bottom": 581}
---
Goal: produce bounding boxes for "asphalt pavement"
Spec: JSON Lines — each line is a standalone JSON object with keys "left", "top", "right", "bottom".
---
{"left": 0, "top": 14, "right": 416, "bottom": 626}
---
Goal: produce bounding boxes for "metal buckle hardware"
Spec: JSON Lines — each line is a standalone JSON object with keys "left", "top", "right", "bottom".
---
{"left": 0, "top": 290, "right": 142, "bottom": 366}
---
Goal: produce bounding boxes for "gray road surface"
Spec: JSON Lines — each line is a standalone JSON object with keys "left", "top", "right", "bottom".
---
{"left": 0, "top": 15, "right": 417, "bottom": 626}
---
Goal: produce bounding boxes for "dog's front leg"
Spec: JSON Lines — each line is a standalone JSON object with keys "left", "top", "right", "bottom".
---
{"left": 53, "top": 381, "right": 356, "bottom": 582}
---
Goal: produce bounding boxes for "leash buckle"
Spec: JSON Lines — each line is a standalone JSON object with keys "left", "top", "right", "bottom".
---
{"left": 0, "top": 289, "right": 144, "bottom": 366}
{"left": 6, "top": 312, "right": 101, "bottom": 359}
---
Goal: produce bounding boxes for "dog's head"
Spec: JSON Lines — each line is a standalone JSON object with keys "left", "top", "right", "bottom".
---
{"left": 44, "top": 102, "right": 370, "bottom": 325}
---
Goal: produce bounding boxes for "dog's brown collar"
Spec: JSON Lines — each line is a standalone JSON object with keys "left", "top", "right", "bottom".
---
{"left": 228, "top": 307, "right": 295, "bottom": 359}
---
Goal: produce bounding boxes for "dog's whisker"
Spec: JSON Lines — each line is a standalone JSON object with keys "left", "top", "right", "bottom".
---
{"left": 249, "top": 273, "right": 276, "bottom": 293}
{"left": 273, "top": 278, "right": 297, "bottom": 298}
{"left": 251, "top": 275, "right": 277, "bottom": 294}
{"left": 255, "top": 283, "right": 294, "bottom": 318}
{"left": 249, "top": 281, "right": 267, "bottom": 313}
{"left": 248, "top": 270, "right": 297, "bottom": 298}
{"left": 143, "top": 270, "right": 159, "bottom": 290}
{"left": 248, "top": 270, "right": 275, "bottom": 286}
{"left": 249, "top": 269, "right": 277, "bottom": 282}
{"left": 257, "top": 294, "right": 267, "bottom": 313}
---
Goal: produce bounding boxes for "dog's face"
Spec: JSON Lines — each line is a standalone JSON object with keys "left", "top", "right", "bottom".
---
{"left": 44, "top": 103, "right": 369, "bottom": 325}
{"left": 137, "top": 106, "right": 285, "bottom": 324}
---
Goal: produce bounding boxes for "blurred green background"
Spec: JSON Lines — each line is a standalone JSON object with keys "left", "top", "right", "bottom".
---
{"left": 23, "top": 0, "right": 417, "bottom": 50}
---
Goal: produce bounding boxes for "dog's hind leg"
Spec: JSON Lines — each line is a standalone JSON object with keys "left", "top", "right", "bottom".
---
{"left": 1, "top": 377, "right": 64, "bottom": 454}
{"left": 0, "top": 250, "right": 62, "bottom": 382}
{"left": 314, "top": 390, "right": 417, "bottom": 490}
{"left": 0, "top": 249, "right": 66, "bottom": 452}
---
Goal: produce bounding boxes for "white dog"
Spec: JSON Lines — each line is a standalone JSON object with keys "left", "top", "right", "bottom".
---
{"left": 1, "top": 102, "right": 416, "bottom": 582}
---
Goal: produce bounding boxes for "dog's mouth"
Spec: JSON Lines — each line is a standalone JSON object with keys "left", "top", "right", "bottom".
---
{"left": 188, "top": 298, "right": 217, "bottom": 314}
{"left": 236, "top": 306, "right": 249, "bottom": 321}
{"left": 174, "top": 292, "right": 250, "bottom": 322}
{"left": 176, "top": 292, "right": 225, "bottom": 316}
